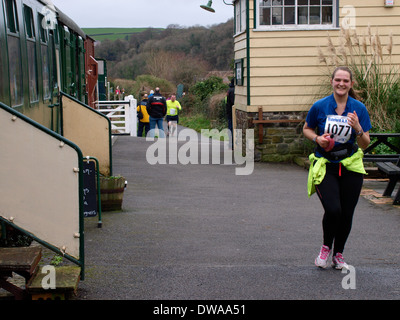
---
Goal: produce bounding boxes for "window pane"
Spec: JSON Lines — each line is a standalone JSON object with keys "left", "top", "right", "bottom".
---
{"left": 240, "top": 0, "right": 246, "bottom": 31}
{"left": 322, "top": 6, "right": 333, "bottom": 24}
{"left": 310, "top": 0, "right": 320, "bottom": 5}
{"left": 24, "top": 6, "right": 35, "bottom": 39}
{"left": 235, "top": 1, "right": 241, "bottom": 33}
{"left": 298, "top": 7, "right": 308, "bottom": 24}
{"left": 322, "top": 0, "right": 332, "bottom": 4}
{"left": 298, "top": 0, "right": 308, "bottom": 5}
{"left": 38, "top": 14, "right": 48, "bottom": 43}
{"left": 260, "top": 0, "right": 271, "bottom": 6}
{"left": 272, "top": 6, "right": 282, "bottom": 25}
{"left": 5, "top": 0, "right": 19, "bottom": 33}
{"left": 272, "top": 0, "right": 282, "bottom": 5}
{"left": 41, "top": 45, "right": 51, "bottom": 100}
{"left": 7, "top": 35, "right": 23, "bottom": 106}
{"left": 310, "top": 6, "right": 320, "bottom": 24}
{"left": 27, "top": 41, "right": 38, "bottom": 102}
{"left": 284, "top": 0, "right": 295, "bottom": 5}
{"left": 284, "top": 7, "right": 295, "bottom": 24}
{"left": 260, "top": 8, "right": 271, "bottom": 25}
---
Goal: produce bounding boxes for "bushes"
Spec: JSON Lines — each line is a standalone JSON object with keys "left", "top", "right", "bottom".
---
{"left": 111, "top": 75, "right": 176, "bottom": 100}
{"left": 180, "top": 76, "right": 228, "bottom": 131}
{"left": 189, "top": 76, "right": 228, "bottom": 101}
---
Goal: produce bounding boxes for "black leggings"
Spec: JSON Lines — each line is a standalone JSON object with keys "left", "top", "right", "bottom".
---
{"left": 315, "top": 163, "right": 364, "bottom": 255}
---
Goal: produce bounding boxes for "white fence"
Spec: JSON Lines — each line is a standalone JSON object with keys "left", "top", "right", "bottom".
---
{"left": 96, "top": 95, "right": 137, "bottom": 136}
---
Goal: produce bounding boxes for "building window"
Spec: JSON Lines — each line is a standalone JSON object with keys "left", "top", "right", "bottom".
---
{"left": 235, "top": 0, "right": 246, "bottom": 34}
{"left": 257, "top": 0, "right": 336, "bottom": 30}
{"left": 235, "top": 59, "right": 244, "bottom": 86}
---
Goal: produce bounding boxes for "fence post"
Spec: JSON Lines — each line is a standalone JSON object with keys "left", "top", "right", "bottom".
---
{"left": 125, "top": 95, "right": 137, "bottom": 137}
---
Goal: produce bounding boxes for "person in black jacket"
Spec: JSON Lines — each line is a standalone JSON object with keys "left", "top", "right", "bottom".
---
{"left": 146, "top": 87, "right": 167, "bottom": 138}
{"left": 226, "top": 78, "right": 235, "bottom": 148}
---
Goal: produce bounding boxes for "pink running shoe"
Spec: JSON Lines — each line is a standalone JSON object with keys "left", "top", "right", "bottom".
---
{"left": 315, "top": 245, "right": 331, "bottom": 268}
{"left": 332, "top": 253, "right": 349, "bottom": 270}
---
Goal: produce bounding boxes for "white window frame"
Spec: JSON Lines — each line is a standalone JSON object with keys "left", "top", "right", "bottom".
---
{"left": 235, "top": 0, "right": 247, "bottom": 35}
{"left": 255, "top": 0, "right": 338, "bottom": 31}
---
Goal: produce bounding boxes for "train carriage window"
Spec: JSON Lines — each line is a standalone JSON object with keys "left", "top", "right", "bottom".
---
{"left": 5, "top": 0, "right": 23, "bottom": 107}
{"left": 63, "top": 26, "right": 72, "bottom": 94}
{"left": 38, "top": 14, "right": 48, "bottom": 43}
{"left": 38, "top": 13, "right": 50, "bottom": 100}
{"left": 41, "top": 45, "right": 51, "bottom": 100}
{"left": 4, "top": 0, "right": 19, "bottom": 33}
{"left": 7, "top": 36, "right": 23, "bottom": 106}
{"left": 24, "top": 5, "right": 38, "bottom": 103}
{"left": 24, "top": 5, "right": 35, "bottom": 38}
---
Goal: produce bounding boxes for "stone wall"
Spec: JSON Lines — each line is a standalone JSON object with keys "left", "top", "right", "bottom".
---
{"left": 235, "top": 109, "right": 309, "bottom": 162}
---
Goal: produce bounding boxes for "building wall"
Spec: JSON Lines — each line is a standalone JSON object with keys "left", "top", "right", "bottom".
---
{"left": 233, "top": 0, "right": 400, "bottom": 162}
{"left": 234, "top": 0, "right": 400, "bottom": 113}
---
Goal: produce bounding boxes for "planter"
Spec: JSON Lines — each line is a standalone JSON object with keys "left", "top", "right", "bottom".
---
{"left": 99, "top": 176, "right": 126, "bottom": 211}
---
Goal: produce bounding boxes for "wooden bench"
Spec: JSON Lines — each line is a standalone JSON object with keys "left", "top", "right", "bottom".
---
{"left": 364, "top": 133, "right": 400, "bottom": 164}
{"left": 0, "top": 246, "right": 42, "bottom": 300}
{"left": 0, "top": 246, "right": 80, "bottom": 300}
{"left": 363, "top": 154, "right": 400, "bottom": 163}
{"left": 376, "top": 158, "right": 400, "bottom": 205}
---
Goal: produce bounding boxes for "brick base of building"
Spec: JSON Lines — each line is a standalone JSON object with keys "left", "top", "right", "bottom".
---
{"left": 235, "top": 109, "right": 310, "bottom": 162}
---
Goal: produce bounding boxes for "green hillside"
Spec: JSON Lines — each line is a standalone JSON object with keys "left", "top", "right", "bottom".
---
{"left": 82, "top": 27, "right": 163, "bottom": 41}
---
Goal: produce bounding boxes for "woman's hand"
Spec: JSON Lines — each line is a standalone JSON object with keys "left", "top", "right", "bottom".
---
{"left": 316, "top": 133, "right": 332, "bottom": 149}
{"left": 347, "top": 111, "right": 362, "bottom": 132}
{"left": 347, "top": 111, "right": 370, "bottom": 149}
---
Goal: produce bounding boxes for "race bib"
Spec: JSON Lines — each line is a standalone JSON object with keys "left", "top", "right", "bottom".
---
{"left": 324, "top": 115, "right": 351, "bottom": 143}
{"left": 170, "top": 108, "right": 176, "bottom": 115}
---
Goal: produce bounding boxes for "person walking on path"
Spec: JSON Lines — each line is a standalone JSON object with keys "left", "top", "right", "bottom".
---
{"left": 226, "top": 78, "right": 235, "bottom": 148}
{"left": 166, "top": 93, "right": 181, "bottom": 136}
{"left": 147, "top": 87, "right": 167, "bottom": 138}
{"left": 303, "top": 66, "right": 371, "bottom": 270}
{"left": 137, "top": 94, "right": 150, "bottom": 137}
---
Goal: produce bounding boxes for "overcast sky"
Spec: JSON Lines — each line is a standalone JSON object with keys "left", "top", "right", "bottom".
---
{"left": 51, "top": 0, "right": 234, "bottom": 28}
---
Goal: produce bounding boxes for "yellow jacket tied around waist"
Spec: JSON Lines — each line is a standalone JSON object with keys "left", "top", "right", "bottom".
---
{"left": 307, "top": 148, "right": 367, "bottom": 197}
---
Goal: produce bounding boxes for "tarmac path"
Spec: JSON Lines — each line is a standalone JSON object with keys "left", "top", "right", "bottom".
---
{"left": 78, "top": 126, "right": 400, "bottom": 301}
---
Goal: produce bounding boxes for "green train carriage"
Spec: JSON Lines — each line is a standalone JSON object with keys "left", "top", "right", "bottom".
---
{"left": 0, "top": 0, "right": 90, "bottom": 133}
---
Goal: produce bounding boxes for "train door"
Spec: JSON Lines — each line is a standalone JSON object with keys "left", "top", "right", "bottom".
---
{"left": 60, "top": 25, "right": 72, "bottom": 95}
{"left": 48, "top": 29, "right": 60, "bottom": 132}
{"left": 53, "top": 26, "right": 61, "bottom": 97}
{"left": 77, "top": 35, "right": 86, "bottom": 103}
{"left": 0, "top": 0, "right": 6, "bottom": 104}
{"left": 23, "top": 4, "right": 39, "bottom": 107}
{"left": 69, "top": 30, "right": 76, "bottom": 97}
{"left": 97, "top": 59, "right": 107, "bottom": 101}
{"left": 38, "top": 12, "right": 51, "bottom": 103}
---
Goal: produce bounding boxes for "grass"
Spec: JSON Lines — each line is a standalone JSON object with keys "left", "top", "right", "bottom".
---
{"left": 179, "top": 113, "right": 230, "bottom": 141}
{"left": 179, "top": 114, "right": 211, "bottom": 132}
